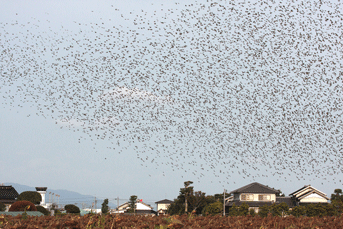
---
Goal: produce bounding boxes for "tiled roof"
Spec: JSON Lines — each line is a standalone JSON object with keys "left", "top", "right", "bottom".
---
{"left": 155, "top": 199, "right": 173, "bottom": 204}
{"left": 0, "top": 211, "right": 44, "bottom": 217}
{"left": 0, "top": 186, "right": 19, "bottom": 200}
{"left": 229, "top": 182, "right": 280, "bottom": 194}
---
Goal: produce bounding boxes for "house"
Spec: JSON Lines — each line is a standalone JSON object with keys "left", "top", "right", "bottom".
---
{"left": 155, "top": 199, "right": 173, "bottom": 215}
{"left": 111, "top": 200, "right": 156, "bottom": 215}
{"left": 289, "top": 185, "right": 329, "bottom": 206}
{"left": 226, "top": 182, "right": 282, "bottom": 213}
{"left": 0, "top": 185, "right": 19, "bottom": 211}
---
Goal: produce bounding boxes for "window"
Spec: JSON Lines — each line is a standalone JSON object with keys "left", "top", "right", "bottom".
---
{"left": 241, "top": 194, "right": 254, "bottom": 201}
{"left": 258, "top": 194, "right": 271, "bottom": 201}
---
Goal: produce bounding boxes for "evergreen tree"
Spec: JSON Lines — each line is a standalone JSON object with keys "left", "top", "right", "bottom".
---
{"left": 258, "top": 204, "right": 270, "bottom": 217}
{"left": 127, "top": 195, "right": 137, "bottom": 213}
{"left": 101, "top": 198, "right": 109, "bottom": 214}
{"left": 290, "top": 205, "right": 306, "bottom": 217}
{"left": 238, "top": 202, "right": 249, "bottom": 216}
{"left": 202, "top": 201, "right": 223, "bottom": 215}
{"left": 228, "top": 203, "right": 239, "bottom": 216}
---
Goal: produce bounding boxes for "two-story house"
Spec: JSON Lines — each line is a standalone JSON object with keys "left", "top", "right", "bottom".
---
{"left": 226, "top": 182, "right": 281, "bottom": 213}
{"left": 155, "top": 199, "right": 173, "bottom": 215}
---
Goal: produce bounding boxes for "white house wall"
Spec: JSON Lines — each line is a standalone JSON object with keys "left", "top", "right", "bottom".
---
{"left": 300, "top": 193, "right": 328, "bottom": 203}
{"left": 240, "top": 193, "right": 276, "bottom": 202}
{"left": 157, "top": 203, "right": 170, "bottom": 211}
{"left": 136, "top": 202, "right": 152, "bottom": 210}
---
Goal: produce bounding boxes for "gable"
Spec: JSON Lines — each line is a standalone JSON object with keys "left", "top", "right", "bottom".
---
{"left": 298, "top": 192, "right": 329, "bottom": 202}
{"left": 290, "top": 185, "right": 327, "bottom": 198}
{"left": 291, "top": 186, "right": 329, "bottom": 201}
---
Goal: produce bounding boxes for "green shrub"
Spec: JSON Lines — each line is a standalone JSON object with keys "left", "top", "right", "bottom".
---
{"left": 64, "top": 204, "right": 80, "bottom": 214}
{"left": 17, "top": 191, "right": 42, "bottom": 205}
{"left": 9, "top": 201, "right": 37, "bottom": 211}
{"left": 258, "top": 205, "right": 270, "bottom": 217}
{"left": 238, "top": 202, "right": 249, "bottom": 216}
{"left": 0, "top": 202, "right": 6, "bottom": 211}
{"left": 228, "top": 203, "right": 239, "bottom": 216}
{"left": 249, "top": 208, "right": 256, "bottom": 216}
{"left": 290, "top": 205, "right": 306, "bottom": 217}
{"left": 36, "top": 205, "right": 50, "bottom": 216}
{"left": 202, "top": 201, "right": 223, "bottom": 215}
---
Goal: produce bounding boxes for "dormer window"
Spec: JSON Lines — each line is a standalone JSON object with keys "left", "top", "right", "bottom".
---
{"left": 258, "top": 194, "right": 271, "bottom": 201}
{"left": 241, "top": 194, "right": 254, "bottom": 201}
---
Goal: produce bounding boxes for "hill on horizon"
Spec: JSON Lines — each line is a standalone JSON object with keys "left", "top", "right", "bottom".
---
{"left": 4, "top": 182, "right": 117, "bottom": 209}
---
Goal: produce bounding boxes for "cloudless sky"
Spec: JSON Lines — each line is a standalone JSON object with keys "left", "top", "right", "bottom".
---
{"left": 1, "top": 0, "right": 342, "bottom": 208}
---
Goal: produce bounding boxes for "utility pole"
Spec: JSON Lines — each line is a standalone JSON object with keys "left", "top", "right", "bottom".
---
{"left": 185, "top": 192, "right": 188, "bottom": 213}
{"left": 223, "top": 189, "right": 227, "bottom": 216}
{"left": 95, "top": 197, "right": 97, "bottom": 212}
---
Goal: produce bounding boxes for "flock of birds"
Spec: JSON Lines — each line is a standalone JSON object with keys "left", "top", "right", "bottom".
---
{"left": 1, "top": 0, "right": 343, "bottom": 185}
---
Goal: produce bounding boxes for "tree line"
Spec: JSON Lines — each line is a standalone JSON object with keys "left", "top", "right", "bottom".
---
{"left": 166, "top": 182, "right": 343, "bottom": 217}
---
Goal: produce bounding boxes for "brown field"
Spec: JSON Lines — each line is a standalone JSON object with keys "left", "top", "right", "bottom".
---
{"left": 1, "top": 214, "right": 343, "bottom": 228}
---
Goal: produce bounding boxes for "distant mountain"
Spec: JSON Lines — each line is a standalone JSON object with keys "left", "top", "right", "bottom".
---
{"left": 5, "top": 183, "right": 116, "bottom": 209}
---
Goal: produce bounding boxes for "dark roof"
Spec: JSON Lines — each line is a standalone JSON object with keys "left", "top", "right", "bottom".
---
{"left": 0, "top": 186, "right": 19, "bottom": 200}
{"left": 35, "top": 187, "right": 47, "bottom": 192}
{"left": 275, "top": 197, "right": 296, "bottom": 208}
{"left": 155, "top": 199, "right": 173, "bottom": 204}
{"left": 229, "top": 182, "right": 280, "bottom": 194}
{"left": 226, "top": 200, "right": 274, "bottom": 207}
{"left": 289, "top": 185, "right": 311, "bottom": 196}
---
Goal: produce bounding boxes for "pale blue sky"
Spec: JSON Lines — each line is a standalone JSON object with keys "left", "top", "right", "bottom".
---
{"left": 1, "top": 0, "right": 342, "bottom": 207}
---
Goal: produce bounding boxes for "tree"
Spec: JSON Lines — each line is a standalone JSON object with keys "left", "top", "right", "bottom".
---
{"left": 9, "top": 200, "right": 37, "bottom": 211}
{"left": 331, "top": 189, "right": 343, "bottom": 202}
{"left": 167, "top": 181, "right": 194, "bottom": 215}
{"left": 238, "top": 202, "right": 249, "bottom": 216}
{"left": 127, "top": 195, "right": 137, "bottom": 213}
{"left": 64, "top": 204, "right": 80, "bottom": 214}
{"left": 326, "top": 203, "right": 338, "bottom": 216}
{"left": 331, "top": 188, "right": 343, "bottom": 214}
{"left": 101, "top": 198, "right": 109, "bottom": 214}
{"left": 188, "top": 191, "right": 206, "bottom": 214}
{"left": 202, "top": 201, "right": 223, "bottom": 215}
{"left": 270, "top": 203, "right": 289, "bottom": 216}
{"left": 258, "top": 204, "right": 270, "bottom": 217}
{"left": 228, "top": 203, "right": 239, "bottom": 216}
{"left": 182, "top": 181, "right": 193, "bottom": 213}
{"left": 0, "top": 202, "right": 6, "bottom": 211}
{"left": 290, "top": 205, "right": 306, "bottom": 217}
{"left": 306, "top": 203, "right": 327, "bottom": 217}
{"left": 17, "top": 191, "right": 42, "bottom": 205}
{"left": 249, "top": 208, "right": 256, "bottom": 216}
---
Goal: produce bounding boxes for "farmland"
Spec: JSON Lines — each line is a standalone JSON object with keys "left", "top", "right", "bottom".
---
{"left": 1, "top": 214, "right": 343, "bottom": 228}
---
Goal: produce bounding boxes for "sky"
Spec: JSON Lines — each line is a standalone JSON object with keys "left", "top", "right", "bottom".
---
{"left": 1, "top": 0, "right": 343, "bottom": 208}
